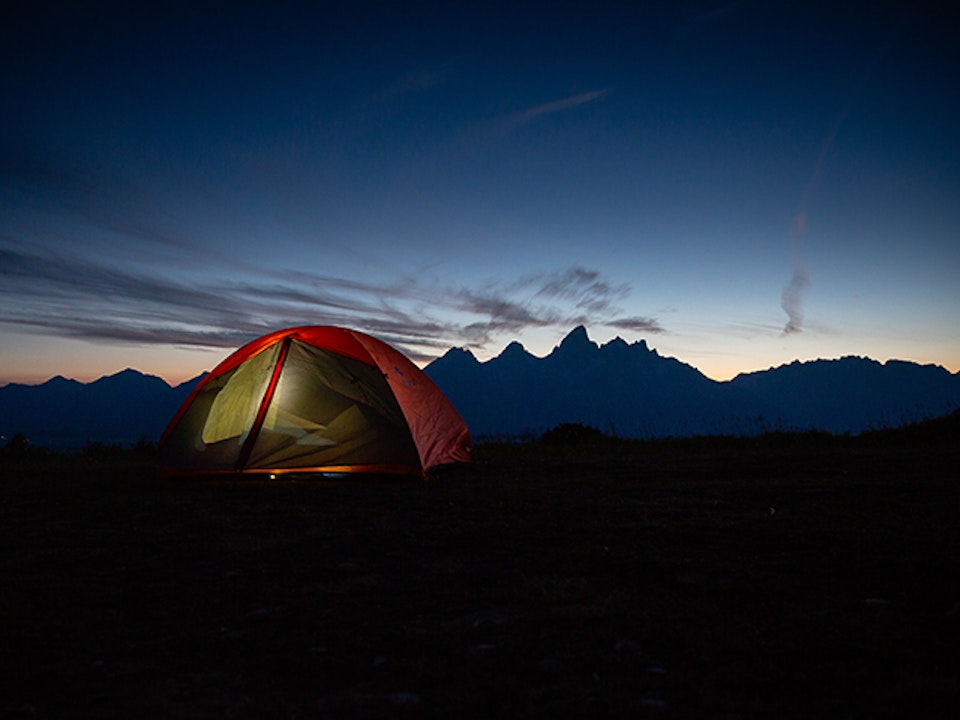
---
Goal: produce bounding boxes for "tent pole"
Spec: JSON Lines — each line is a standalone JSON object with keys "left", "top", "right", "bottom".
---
{"left": 235, "top": 336, "right": 292, "bottom": 471}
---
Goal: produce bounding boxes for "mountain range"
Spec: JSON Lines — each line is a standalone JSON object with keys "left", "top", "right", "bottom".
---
{"left": 0, "top": 369, "right": 203, "bottom": 450}
{"left": 2, "top": 326, "right": 959, "bottom": 449}
{"left": 425, "top": 327, "right": 960, "bottom": 439}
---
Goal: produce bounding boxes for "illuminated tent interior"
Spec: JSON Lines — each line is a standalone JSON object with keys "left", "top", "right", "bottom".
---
{"left": 159, "top": 326, "right": 472, "bottom": 477}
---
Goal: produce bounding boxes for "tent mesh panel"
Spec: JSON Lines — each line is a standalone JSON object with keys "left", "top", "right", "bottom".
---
{"left": 244, "top": 340, "right": 419, "bottom": 469}
{"left": 158, "top": 344, "right": 280, "bottom": 471}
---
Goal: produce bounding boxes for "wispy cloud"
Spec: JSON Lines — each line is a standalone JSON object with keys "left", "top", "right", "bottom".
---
{"left": 606, "top": 316, "right": 665, "bottom": 334}
{"left": 0, "top": 244, "right": 663, "bottom": 361}
{"left": 781, "top": 211, "right": 811, "bottom": 336}
{"left": 484, "top": 90, "right": 611, "bottom": 138}
{"left": 534, "top": 266, "right": 628, "bottom": 313}
{"left": 515, "top": 89, "right": 610, "bottom": 124}
{"left": 780, "top": 261, "right": 811, "bottom": 336}
{"left": 445, "top": 267, "right": 637, "bottom": 347}
{"left": 0, "top": 143, "right": 657, "bottom": 359}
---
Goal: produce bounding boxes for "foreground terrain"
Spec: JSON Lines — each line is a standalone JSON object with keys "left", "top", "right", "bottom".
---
{"left": 1, "top": 427, "right": 958, "bottom": 718}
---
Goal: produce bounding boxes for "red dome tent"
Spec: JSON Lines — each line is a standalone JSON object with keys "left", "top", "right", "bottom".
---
{"left": 159, "top": 326, "right": 472, "bottom": 477}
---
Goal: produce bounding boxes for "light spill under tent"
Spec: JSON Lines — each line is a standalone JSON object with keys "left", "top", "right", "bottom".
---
{"left": 159, "top": 326, "right": 472, "bottom": 477}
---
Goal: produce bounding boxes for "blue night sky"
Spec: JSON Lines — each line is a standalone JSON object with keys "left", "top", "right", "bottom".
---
{"left": 2, "top": 1, "right": 958, "bottom": 385}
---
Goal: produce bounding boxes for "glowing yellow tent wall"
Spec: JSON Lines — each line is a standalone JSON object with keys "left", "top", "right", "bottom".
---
{"left": 158, "top": 326, "right": 472, "bottom": 477}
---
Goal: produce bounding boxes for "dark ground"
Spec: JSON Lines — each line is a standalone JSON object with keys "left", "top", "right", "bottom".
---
{"left": 1, "top": 425, "right": 958, "bottom": 718}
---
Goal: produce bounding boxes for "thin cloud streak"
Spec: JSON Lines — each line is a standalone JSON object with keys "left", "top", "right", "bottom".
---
{"left": 606, "top": 316, "right": 666, "bottom": 334}
{"left": 486, "top": 90, "right": 611, "bottom": 138}
{"left": 516, "top": 89, "right": 611, "bottom": 123}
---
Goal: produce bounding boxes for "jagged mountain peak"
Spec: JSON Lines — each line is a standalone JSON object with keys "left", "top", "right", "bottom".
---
{"left": 496, "top": 340, "right": 534, "bottom": 361}
{"left": 423, "top": 346, "right": 480, "bottom": 384}
{"left": 91, "top": 368, "right": 172, "bottom": 391}
{"left": 602, "top": 336, "right": 629, "bottom": 351}
{"left": 601, "top": 336, "right": 656, "bottom": 356}
{"left": 438, "top": 346, "right": 479, "bottom": 363}
{"left": 40, "top": 375, "right": 82, "bottom": 388}
{"left": 552, "top": 325, "right": 598, "bottom": 357}
{"left": 117, "top": 367, "right": 155, "bottom": 378}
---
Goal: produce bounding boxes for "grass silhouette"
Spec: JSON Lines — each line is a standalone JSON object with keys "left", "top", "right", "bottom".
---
{"left": 1, "top": 415, "right": 957, "bottom": 717}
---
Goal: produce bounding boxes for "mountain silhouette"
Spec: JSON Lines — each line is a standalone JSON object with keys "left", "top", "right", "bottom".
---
{"left": 2, "top": 328, "right": 959, "bottom": 449}
{"left": 424, "top": 326, "right": 960, "bottom": 439}
{"left": 728, "top": 356, "right": 960, "bottom": 434}
{"left": 0, "top": 369, "right": 202, "bottom": 449}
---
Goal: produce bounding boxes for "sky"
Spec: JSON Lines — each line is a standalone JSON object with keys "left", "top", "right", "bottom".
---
{"left": 2, "top": 1, "right": 958, "bottom": 386}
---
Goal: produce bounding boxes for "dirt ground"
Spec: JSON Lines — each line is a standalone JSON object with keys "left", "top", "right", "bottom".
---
{"left": 1, "top": 435, "right": 958, "bottom": 718}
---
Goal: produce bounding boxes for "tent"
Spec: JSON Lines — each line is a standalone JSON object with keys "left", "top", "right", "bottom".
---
{"left": 158, "top": 326, "right": 472, "bottom": 477}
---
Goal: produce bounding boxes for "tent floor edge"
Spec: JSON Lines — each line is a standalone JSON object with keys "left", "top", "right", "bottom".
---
{"left": 157, "top": 463, "right": 424, "bottom": 481}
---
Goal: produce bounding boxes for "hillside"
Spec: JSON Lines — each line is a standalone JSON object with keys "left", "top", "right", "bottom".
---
{"left": 1, "top": 427, "right": 957, "bottom": 718}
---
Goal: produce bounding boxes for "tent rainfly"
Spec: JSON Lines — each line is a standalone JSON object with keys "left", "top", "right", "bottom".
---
{"left": 158, "top": 326, "right": 472, "bottom": 477}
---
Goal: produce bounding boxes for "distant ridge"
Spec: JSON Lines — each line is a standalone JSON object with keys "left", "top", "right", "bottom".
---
{"left": 0, "top": 370, "right": 203, "bottom": 450}
{"left": 424, "top": 326, "right": 960, "bottom": 439}
{"left": 727, "top": 356, "right": 960, "bottom": 435}
{"left": 1, "top": 328, "right": 958, "bottom": 449}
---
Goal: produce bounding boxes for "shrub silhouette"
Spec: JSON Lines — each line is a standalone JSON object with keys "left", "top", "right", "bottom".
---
{"left": 2, "top": 433, "right": 30, "bottom": 455}
{"left": 540, "top": 423, "right": 611, "bottom": 446}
